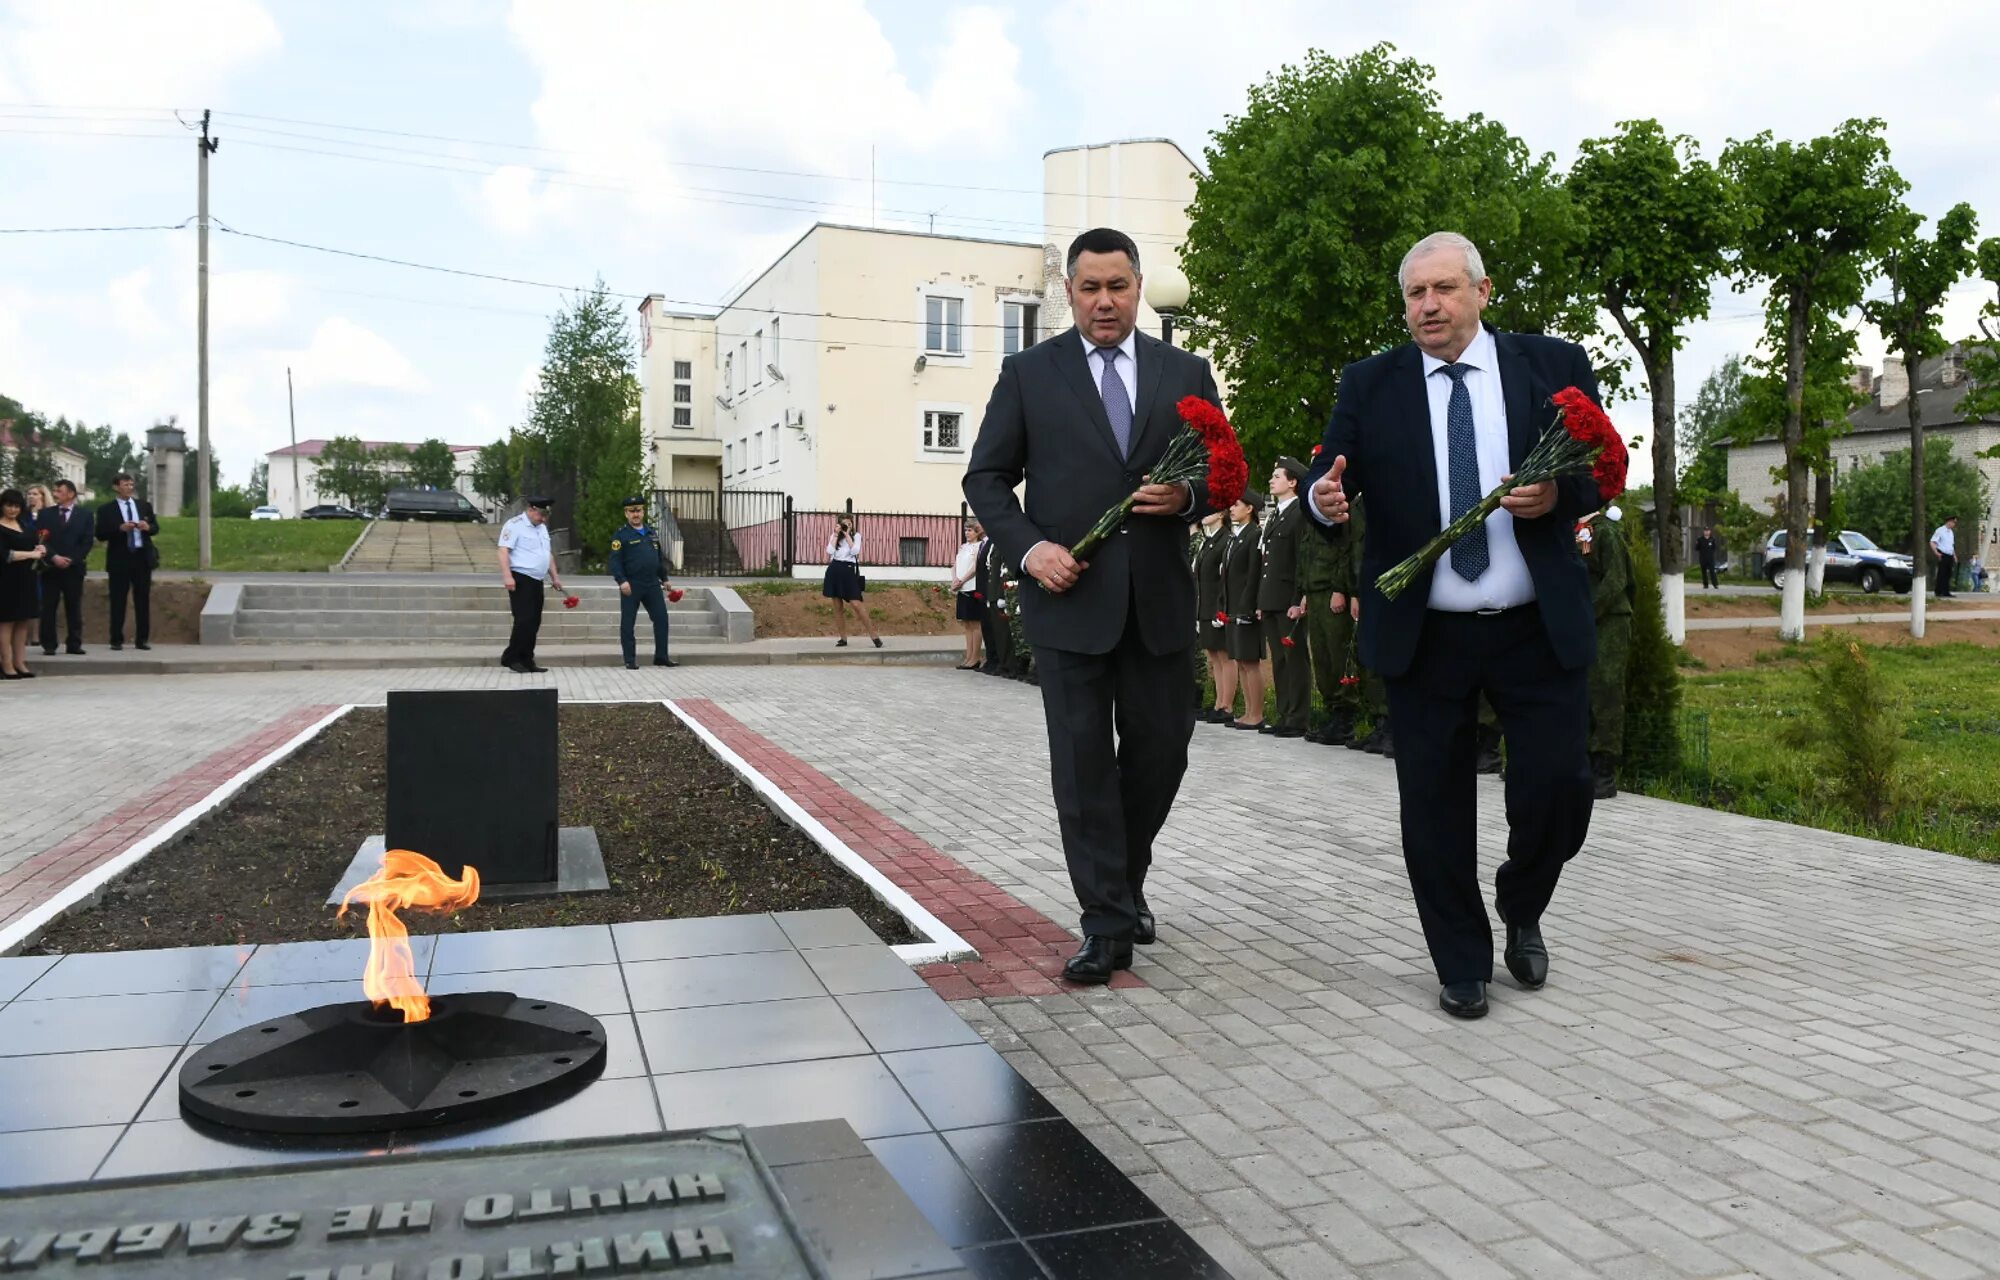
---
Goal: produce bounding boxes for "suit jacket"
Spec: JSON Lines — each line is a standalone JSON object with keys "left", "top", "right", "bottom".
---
{"left": 1221, "top": 522, "right": 1260, "bottom": 620}
{"left": 1303, "top": 326, "right": 1604, "bottom": 678}
{"left": 95, "top": 497, "right": 159, "bottom": 566}
{"left": 1194, "top": 529, "right": 1226, "bottom": 632}
{"left": 38, "top": 504, "right": 94, "bottom": 567}
{"left": 1257, "top": 499, "right": 1304, "bottom": 613}
{"left": 963, "top": 327, "right": 1223, "bottom": 656}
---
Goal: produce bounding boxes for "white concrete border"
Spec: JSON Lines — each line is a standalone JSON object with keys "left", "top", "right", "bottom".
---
{"left": 0, "top": 704, "right": 356, "bottom": 956}
{"left": 665, "top": 699, "right": 975, "bottom": 966}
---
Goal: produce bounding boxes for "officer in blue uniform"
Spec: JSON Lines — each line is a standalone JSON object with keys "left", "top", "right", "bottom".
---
{"left": 608, "top": 495, "right": 677, "bottom": 670}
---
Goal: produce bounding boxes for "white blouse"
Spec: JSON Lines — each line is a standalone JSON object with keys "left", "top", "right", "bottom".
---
{"left": 953, "top": 541, "right": 981, "bottom": 591}
{"left": 827, "top": 532, "right": 862, "bottom": 563}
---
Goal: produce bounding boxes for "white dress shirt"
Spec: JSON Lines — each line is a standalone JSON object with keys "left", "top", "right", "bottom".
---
{"left": 119, "top": 497, "right": 143, "bottom": 549}
{"left": 953, "top": 540, "right": 981, "bottom": 591}
{"left": 827, "top": 532, "right": 862, "bottom": 564}
{"left": 497, "top": 513, "right": 552, "bottom": 580}
{"left": 1932, "top": 524, "right": 1956, "bottom": 557}
{"left": 1419, "top": 326, "right": 1535, "bottom": 612}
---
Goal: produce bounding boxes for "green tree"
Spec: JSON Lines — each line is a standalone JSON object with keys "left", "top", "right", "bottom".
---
{"left": 406, "top": 438, "right": 458, "bottom": 491}
{"left": 314, "top": 436, "right": 392, "bottom": 513}
{"left": 246, "top": 459, "right": 269, "bottom": 506}
{"left": 1721, "top": 120, "right": 1906, "bottom": 639}
{"left": 1961, "top": 238, "right": 2000, "bottom": 427}
{"left": 1836, "top": 437, "right": 1989, "bottom": 554}
{"left": 181, "top": 448, "right": 224, "bottom": 514}
{"left": 7, "top": 433, "right": 59, "bottom": 493}
{"left": 577, "top": 417, "right": 646, "bottom": 561}
{"left": 1180, "top": 44, "right": 1599, "bottom": 466}
{"left": 520, "top": 280, "right": 642, "bottom": 558}
{"left": 210, "top": 486, "right": 255, "bottom": 519}
{"left": 1678, "top": 356, "right": 1747, "bottom": 508}
{"left": 1620, "top": 509, "right": 1681, "bottom": 784}
{"left": 470, "top": 438, "right": 516, "bottom": 505}
{"left": 1861, "top": 201, "right": 1978, "bottom": 627}
{"left": 1569, "top": 120, "right": 1738, "bottom": 622}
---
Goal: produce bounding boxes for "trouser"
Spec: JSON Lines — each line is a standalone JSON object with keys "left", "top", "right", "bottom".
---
{"left": 1034, "top": 623, "right": 1195, "bottom": 938}
{"left": 1386, "top": 607, "right": 1593, "bottom": 984}
{"left": 980, "top": 603, "right": 1005, "bottom": 671}
{"left": 1936, "top": 553, "right": 1955, "bottom": 596}
{"left": 1262, "top": 613, "right": 1311, "bottom": 730}
{"left": 620, "top": 579, "right": 670, "bottom": 665}
{"left": 107, "top": 558, "right": 151, "bottom": 646}
{"left": 502, "top": 575, "right": 545, "bottom": 667}
{"left": 39, "top": 562, "right": 84, "bottom": 650}
{"left": 1699, "top": 561, "right": 1718, "bottom": 588}
{"left": 1588, "top": 615, "right": 1632, "bottom": 758}
{"left": 1306, "top": 596, "right": 1355, "bottom": 718}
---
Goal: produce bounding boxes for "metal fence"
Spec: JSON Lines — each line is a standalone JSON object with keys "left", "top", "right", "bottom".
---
{"left": 790, "top": 502, "right": 972, "bottom": 570}
{"left": 644, "top": 490, "right": 971, "bottom": 576}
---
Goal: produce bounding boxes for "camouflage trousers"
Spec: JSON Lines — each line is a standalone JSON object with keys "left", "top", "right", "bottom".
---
{"left": 1589, "top": 614, "right": 1632, "bottom": 758}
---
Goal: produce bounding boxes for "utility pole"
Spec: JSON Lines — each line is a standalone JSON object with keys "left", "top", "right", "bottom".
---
{"left": 286, "top": 366, "right": 301, "bottom": 517}
{"left": 196, "top": 109, "right": 220, "bottom": 569}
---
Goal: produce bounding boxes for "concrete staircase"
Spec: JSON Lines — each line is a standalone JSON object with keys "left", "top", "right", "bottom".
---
{"left": 228, "top": 582, "right": 727, "bottom": 645}
{"left": 337, "top": 521, "right": 496, "bottom": 572}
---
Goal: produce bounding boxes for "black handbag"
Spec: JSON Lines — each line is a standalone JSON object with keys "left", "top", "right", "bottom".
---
{"left": 856, "top": 573, "right": 867, "bottom": 592}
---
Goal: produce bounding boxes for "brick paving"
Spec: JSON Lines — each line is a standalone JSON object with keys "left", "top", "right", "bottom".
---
{"left": 7, "top": 662, "right": 2000, "bottom": 1278}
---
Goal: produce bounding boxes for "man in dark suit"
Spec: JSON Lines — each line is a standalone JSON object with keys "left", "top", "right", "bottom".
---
{"left": 964, "top": 227, "right": 1223, "bottom": 984}
{"left": 1694, "top": 527, "right": 1720, "bottom": 589}
{"left": 1306, "top": 232, "right": 1604, "bottom": 1019}
{"left": 1257, "top": 458, "right": 1310, "bottom": 737}
{"left": 95, "top": 472, "right": 159, "bottom": 651}
{"left": 975, "top": 531, "right": 1007, "bottom": 675}
{"left": 38, "top": 479, "right": 93, "bottom": 655}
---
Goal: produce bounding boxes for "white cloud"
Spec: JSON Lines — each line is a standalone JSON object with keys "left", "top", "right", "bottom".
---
{"left": 0, "top": 0, "right": 280, "bottom": 104}
{"left": 285, "top": 318, "right": 429, "bottom": 395}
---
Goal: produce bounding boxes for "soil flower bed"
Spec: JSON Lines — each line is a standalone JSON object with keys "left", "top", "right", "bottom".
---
{"left": 28, "top": 703, "right": 915, "bottom": 954}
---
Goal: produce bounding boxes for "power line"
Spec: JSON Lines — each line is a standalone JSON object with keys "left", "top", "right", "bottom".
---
{"left": 0, "top": 220, "right": 191, "bottom": 234}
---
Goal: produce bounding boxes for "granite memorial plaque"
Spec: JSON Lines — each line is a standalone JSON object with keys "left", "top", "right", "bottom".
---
{"left": 0, "top": 1132, "right": 830, "bottom": 1278}
{"left": 386, "top": 689, "right": 558, "bottom": 887}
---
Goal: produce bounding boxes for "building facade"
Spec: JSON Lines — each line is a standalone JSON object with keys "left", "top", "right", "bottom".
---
{"left": 638, "top": 138, "right": 1206, "bottom": 570}
{"left": 265, "top": 439, "right": 488, "bottom": 516}
{"left": 1726, "top": 348, "right": 2000, "bottom": 560}
{"left": 0, "top": 421, "right": 90, "bottom": 497}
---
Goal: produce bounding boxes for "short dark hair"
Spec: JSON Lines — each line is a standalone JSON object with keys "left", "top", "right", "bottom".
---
{"left": 1066, "top": 228, "right": 1140, "bottom": 277}
{"left": 0, "top": 489, "right": 23, "bottom": 512}
{"left": 52, "top": 478, "right": 77, "bottom": 494}
{"left": 112, "top": 472, "right": 134, "bottom": 485}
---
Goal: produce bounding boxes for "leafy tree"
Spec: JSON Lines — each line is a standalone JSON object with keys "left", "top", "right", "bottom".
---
{"left": 406, "top": 438, "right": 458, "bottom": 491}
{"left": 1961, "top": 238, "right": 2000, "bottom": 426}
{"left": 314, "top": 436, "right": 392, "bottom": 513}
{"left": 1180, "top": 44, "right": 1599, "bottom": 467}
{"left": 471, "top": 439, "right": 517, "bottom": 505}
{"left": 1721, "top": 120, "right": 1906, "bottom": 639}
{"left": 520, "top": 280, "right": 643, "bottom": 558}
{"left": 40, "top": 418, "right": 143, "bottom": 495}
{"left": 6, "top": 433, "right": 59, "bottom": 494}
{"left": 1862, "top": 201, "right": 1979, "bottom": 631}
{"left": 1619, "top": 510, "right": 1681, "bottom": 785}
{"left": 247, "top": 459, "right": 269, "bottom": 506}
{"left": 1678, "top": 356, "right": 1748, "bottom": 508}
{"left": 181, "top": 449, "right": 224, "bottom": 514}
{"left": 210, "top": 485, "right": 255, "bottom": 519}
{"left": 1569, "top": 120, "right": 1738, "bottom": 630}
{"left": 577, "top": 417, "right": 647, "bottom": 562}
{"left": 1836, "top": 437, "right": 1989, "bottom": 554}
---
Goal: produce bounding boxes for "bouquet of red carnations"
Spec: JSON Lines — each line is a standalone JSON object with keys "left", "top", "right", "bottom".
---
{"left": 1375, "top": 386, "right": 1626, "bottom": 600}
{"left": 1069, "top": 397, "right": 1248, "bottom": 562}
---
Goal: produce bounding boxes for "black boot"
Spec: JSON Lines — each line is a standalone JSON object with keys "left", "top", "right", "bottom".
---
{"left": 1591, "top": 752, "right": 1618, "bottom": 800}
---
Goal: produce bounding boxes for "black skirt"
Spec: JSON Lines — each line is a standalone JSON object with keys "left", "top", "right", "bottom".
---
{"left": 1225, "top": 616, "right": 1265, "bottom": 662}
{"left": 823, "top": 560, "right": 863, "bottom": 601}
{"left": 955, "top": 591, "right": 982, "bottom": 622}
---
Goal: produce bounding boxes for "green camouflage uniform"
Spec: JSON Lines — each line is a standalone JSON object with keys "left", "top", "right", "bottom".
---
{"left": 1586, "top": 515, "right": 1636, "bottom": 759}
{"left": 1340, "top": 498, "right": 1385, "bottom": 718}
{"left": 1298, "top": 512, "right": 1345, "bottom": 724}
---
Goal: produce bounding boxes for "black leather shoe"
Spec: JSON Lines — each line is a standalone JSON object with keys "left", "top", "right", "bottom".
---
{"left": 624, "top": 661, "right": 639, "bottom": 670}
{"left": 506, "top": 662, "right": 533, "bottom": 674}
{"left": 1440, "top": 980, "right": 1488, "bottom": 1018}
{"left": 525, "top": 663, "right": 550, "bottom": 673}
{"left": 1210, "top": 711, "right": 1236, "bottom": 726}
{"left": 1231, "top": 720, "right": 1265, "bottom": 731}
{"left": 41, "top": 648, "right": 55, "bottom": 657}
{"left": 654, "top": 659, "right": 680, "bottom": 667}
{"left": 135, "top": 642, "right": 150, "bottom": 651}
{"left": 111, "top": 643, "right": 123, "bottom": 651}
{"left": 1061, "top": 936, "right": 1133, "bottom": 984}
{"left": 1498, "top": 902, "right": 1547, "bottom": 989}
{"left": 1274, "top": 727, "right": 1305, "bottom": 739}
{"left": 1132, "top": 893, "right": 1155, "bottom": 946}
{"left": 66, "top": 645, "right": 85, "bottom": 655}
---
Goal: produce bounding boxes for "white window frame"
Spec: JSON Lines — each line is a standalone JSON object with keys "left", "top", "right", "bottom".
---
{"left": 723, "top": 354, "right": 733, "bottom": 395}
{"left": 915, "top": 401, "right": 973, "bottom": 462}
{"left": 767, "top": 425, "right": 780, "bottom": 466}
{"left": 672, "top": 407, "right": 692, "bottom": 428}
{"left": 752, "top": 429, "right": 764, "bottom": 469}
{"left": 1001, "top": 298, "right": 1040, "bottom": 356}
{"left": 736, "top": 437, "right": 749, "bottom": 475}
{"left": 769, "top": 317, "right": 781, "bottom": 375}
{"left": 739, "top": 341, "right": 750, "bottom": 393}
{"left": 753, "top": 330, "right": 764, "bottom": 385}
{"left": 673, "top": 359, "right": 692, "bottom": 380}
{"left": 916, "top": 284, "right": 973, "bottom": 363}
{"left": 724, "top": 441, "right": 734, "bottom": 474}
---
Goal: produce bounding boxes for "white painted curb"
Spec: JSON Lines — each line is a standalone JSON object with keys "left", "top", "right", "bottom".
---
{"left": 665, "top": 700, "right": 976, "bottom": 966}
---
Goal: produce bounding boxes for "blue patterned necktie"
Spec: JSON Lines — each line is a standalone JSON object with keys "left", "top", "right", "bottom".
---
{"left": 1439, "top": 362, "right": 1489, "bottom": 582}
{"left": 1098, "top": 347, "right": 1132, "bottom": 458}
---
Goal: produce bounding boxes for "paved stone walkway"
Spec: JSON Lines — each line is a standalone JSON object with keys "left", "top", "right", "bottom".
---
{"left": 7, "top": 663, "right": 2000, "bottom": 1279}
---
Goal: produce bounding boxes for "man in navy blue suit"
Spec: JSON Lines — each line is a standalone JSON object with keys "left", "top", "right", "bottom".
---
{"left": 1304, "top": 232, "right": 1605, "bottom": 1019}
{"left": 38, "top": 479, "right": 94, "bottom": 655}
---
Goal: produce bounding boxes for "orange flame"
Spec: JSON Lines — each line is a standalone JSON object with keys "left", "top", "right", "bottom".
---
{"left": 336, "top": 849, "right": 480, "bottom": 1023}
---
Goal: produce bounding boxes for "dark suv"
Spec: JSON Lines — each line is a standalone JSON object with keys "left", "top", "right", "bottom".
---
{"left": 383, "top": 488, "right": 486, "bottom": 522}
{"left": 1761, "top": 529, "right": 1914, "bottom": 593}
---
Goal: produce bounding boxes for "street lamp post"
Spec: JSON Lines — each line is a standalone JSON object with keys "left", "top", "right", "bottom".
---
{"left": 1145, "top": 263, "right": 1190, "bottom": 346}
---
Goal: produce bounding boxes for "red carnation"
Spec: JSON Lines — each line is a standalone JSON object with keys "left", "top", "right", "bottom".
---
{"left": 973, "top": 591, "right": 984, "bottom": 601}
{"left": 563, "top": 595, "right": 580, "bottom": 609}
{"left": 1280, "top": 636, "right": 1296, "bottom": 648}
{"left": 668, "top": 588, "right": 685, "bottom": 602}
{"left": 1214, "top": 611, "right": 1228, "bottom": 624}
{"left": 1552, "top": 386, "right": 1627, "bottom": 501}
{"left": 1339, "top": 675, "right": 1359, "bottom": 687}
{"left": 1310, "top": 444, "right": 1323, "bottom": 459}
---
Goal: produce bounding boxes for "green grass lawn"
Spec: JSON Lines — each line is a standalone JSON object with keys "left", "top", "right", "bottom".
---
{"left": 152, "top": 517, "right": 365, "bottom": 572}
{"left": 1660, "top": 640, "right": 2000, "bottom": 861}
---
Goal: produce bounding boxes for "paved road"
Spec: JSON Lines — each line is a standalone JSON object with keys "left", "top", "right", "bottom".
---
{"left": 9, "top": 663, "right": 2000, "bottom": 1278}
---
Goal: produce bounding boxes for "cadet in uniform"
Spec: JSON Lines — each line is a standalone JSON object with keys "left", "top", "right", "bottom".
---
{"left": 497, "top": 496, "right": 564, "bottom": 673}
{"left": 1221, "top": 491, "right": 1265, "bottom": 729}
{"left": 1258, "top": 457, "right": 1310, "bottom": 738}
{"left": 1340, "top": 496, "right": 1394, "bottom": 757}
{"left": 1194, "top": 511, "right": 1230, "bottom": 720}
{"left": 1583, "top": 507, "right": 1635, "bottom": 799}
{"left": 609, "top": 495, "right": 678, "bottom": 670}
{"left": 1297, "top": 463, "right": 1348, "bottom": 745}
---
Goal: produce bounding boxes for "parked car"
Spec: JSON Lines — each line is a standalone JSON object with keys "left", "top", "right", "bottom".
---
{"left": 249, "top": 505, "right": 283, "bottom": 521}
{"left": 302, "top": 504, "right": 365, "bottom": 520}
{"left": 383, "top": 488, "right": 486, "bottom": 523}
{"left": 1761, "top": 528, "right": 1913, "bottom": 593}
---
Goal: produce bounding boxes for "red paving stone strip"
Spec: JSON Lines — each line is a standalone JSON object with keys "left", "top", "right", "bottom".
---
{"left": 0, "top": 704, "right": 341, "bottom": 935}
{"left": 675, "top": 697, "right": 1142, "bottom": 999}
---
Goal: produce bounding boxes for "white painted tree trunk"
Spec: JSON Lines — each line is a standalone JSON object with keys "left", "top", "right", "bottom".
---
{"left": 1911, "top": 576, "right": 1926, "bottom": 639}
{"left": 1661, "top": 573, "right": 1685, "bottom": 644}
{"left": 1806, "top": 543, "right": 1827, "bottom": 596}
{"left": 1779, "top": 568, "right": 1807, "bottom": 642}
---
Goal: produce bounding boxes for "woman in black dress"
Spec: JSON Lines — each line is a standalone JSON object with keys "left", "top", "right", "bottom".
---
{"left": 1220, "top": 491, "right": 1265, "bottom": 729}
{"left": 822, "top": 515, "right": 882, "bottom": 648}
{"left": 1193, "top": 511, "right": 1231, "bottom": 722}
{"left": 0, "top": 489, "right": 48, "bottom": 678}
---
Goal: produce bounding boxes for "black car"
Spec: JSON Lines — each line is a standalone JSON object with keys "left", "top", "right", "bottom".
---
{"left": 383, "top": 488, "right": 486, "bottom": 522}
{"left": 301, "top": 504, "right": 365, "bottom": 520}
{"left": 1761, "top": 528, "right": 1914, "bottom": 593}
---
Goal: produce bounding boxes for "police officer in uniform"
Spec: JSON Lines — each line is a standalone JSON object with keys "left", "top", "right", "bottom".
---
{"left": 1258, "top": 457, "right": 1310, "bottom": 737}
{"left": 609, "top": 495, "right": 677, "bottom": 670}
{"left": 1582, "top": 507, "right": 1635, "bottom": 799}
{"left": 498, "top": 496, "right": 564, "bottom": 673}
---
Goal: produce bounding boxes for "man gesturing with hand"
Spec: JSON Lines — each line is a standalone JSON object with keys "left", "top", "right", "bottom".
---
{"left": 963, "top": 227, "right": 1225, "bottom": 984}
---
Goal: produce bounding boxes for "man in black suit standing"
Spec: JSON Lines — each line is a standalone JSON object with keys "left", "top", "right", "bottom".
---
{"left": 95, "top": 472, "right": 158, "bottom": 651}
{"left": 1306, "top": 232, "right": 1604, "bottom": 1019}
{"left": 964, "top": 227, "right": 1224, "bottom": 984}
{"left": 38, "top": 479, "right": 93, "bottom": 655}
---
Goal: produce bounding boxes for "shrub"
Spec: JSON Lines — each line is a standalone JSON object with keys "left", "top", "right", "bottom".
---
{"left": 1781, "top": 633, "right": 1904, "bottom": 824}
{"left": 1622, "top": 515, "right": 1683, "bottom": 783}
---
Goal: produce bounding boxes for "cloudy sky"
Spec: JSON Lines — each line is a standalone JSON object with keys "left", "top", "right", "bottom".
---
{"left": 2, "top": 0, "right": 1994, "bottom": 486}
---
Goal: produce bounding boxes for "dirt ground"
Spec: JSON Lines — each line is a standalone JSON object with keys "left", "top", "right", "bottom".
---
{"left": 29, "top": 703, "right": 915, "bottom": 955}
{"left": 739, "top": 581, "right": 964, "bottom": 639}
{"left": 33, "top": 579, "right": 208, "bottom": 645}
{"left": 1684, "top": 616, "right": 2000, "bottom": 671}
{"left": 1684, "top": 591, "right": 1995, "bottom": 620}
